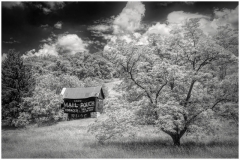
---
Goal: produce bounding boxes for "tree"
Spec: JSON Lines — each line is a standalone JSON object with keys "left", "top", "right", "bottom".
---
{"left": 90, "top": 18, "right": 238, "bottom": 146}
{"left": 153, "top": 19, "right": 238, "bottom": 145}
{"left": 2, "top": 49, "right": 35, "bottom": 126}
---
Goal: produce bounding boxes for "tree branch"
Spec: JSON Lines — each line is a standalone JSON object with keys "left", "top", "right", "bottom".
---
{"left": 128, "top": 71, "right": 154, "bottom": 104}
{"left": 155, "top": 81, "right": 168, "bottom": 104}
{"left": 186, "top": 99, "right": 226, "bottom": 126}
{"left": 184, "top": 80, "right": 196, "bottom": 107}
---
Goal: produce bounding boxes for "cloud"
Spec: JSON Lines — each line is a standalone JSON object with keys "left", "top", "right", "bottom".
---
{"left": 43, "top": 8, "right": 51, "bottom": 14}
{"left": 32, "top": 2, "right": 65, "bottom": 14}
{"left": 198, "top": 5, "right": 239, "bottom": 35}
{"left": 3, "top": 40, "right": 20, "bottom": 44}
{"left": 166, "top": 11, "right": 216, "bottom": 35}
{"left": 166, "top": 5, "right": 238, "bottom": 35}
{"left": 145, "top": 23, "right": 170, "bottom": 36}
{"left": 156, "top": 2, "right": 194, "bottom": 7}
{"left": 24, "top": 45, "right": 58, "bottom": 58}
{"left": 57, "top": 34, "right": 87, "bottom": 54}
{"left": 87, "top": 24, "right": 112, "bottom": 32}
{"left": 213, "top": 5, "right": 238, "bottom": 28}
{"left": 133, "top": 22, "right": 171, "bottom": 45}
{"left": 2, "top": 53, "right": 7, "bottom": 61}
{"left": 113, "top": 2, "right": 145, "bottom": 34}
{"left": 119, "top": 35, "right": 133, "bottom": 43}
{"left": 40, "top": 24, "right": 49, "bottom": 28}
{"left": 2, "top": 2, "right": 24, "bottom": 8}
{"left": 157, "top": 2, "right": 172, "bottom": 7}
{"left": 23, "top": 34, "right": 87, "bottom": 58}
{"left": 136, "top": 35, "right": 149, "bottom": 45}
{"left": 54, "top": 21, "right": 63, "bottom": 29}
{"left": 40, "top": 37, "right": 53, "bottom": 43}
{"left": 167, "top": 11, "right": 209, "bottom": 24}
{"left": 88, "top": 24, "right": 113, "bottom": 40}
{"left": 45, "top": 2, "right": 65, "bottom": 10}
{"left": 93, "top": 17, "right": 115, "bottom": 24}
{"left": 197, "top": 18, "right": 218, "bottom": 35}
{"left": 184, "top": 2, "right": 195, "bottom": 5}
{"left": 133, "top": 33, "right": 141, "bottom": 39}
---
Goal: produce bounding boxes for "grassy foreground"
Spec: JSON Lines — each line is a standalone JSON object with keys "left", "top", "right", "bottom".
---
{"left": 2, "top": 118, "right": 238, "bottom": 158}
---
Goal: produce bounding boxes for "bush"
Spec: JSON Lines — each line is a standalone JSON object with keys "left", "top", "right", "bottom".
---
{"left": 12, "top": 112, "right": 32, "bottom": 127}
{"left": 88, "top": 97, "right": 138, "bottom": 143}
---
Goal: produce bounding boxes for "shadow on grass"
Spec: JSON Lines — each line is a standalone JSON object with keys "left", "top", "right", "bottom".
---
{"left": 86, "top": 138, "right": 238, "bottom": 151}
{"left": 2, "top": 125, "right": 18, "bottom": 131}
{"left": 2, "top": 120, "right": 61, "bottom": 131}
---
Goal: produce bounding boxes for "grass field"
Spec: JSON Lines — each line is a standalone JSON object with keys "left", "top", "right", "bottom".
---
{"left": 2, "top": 118, "right": 238, "bottom": 158}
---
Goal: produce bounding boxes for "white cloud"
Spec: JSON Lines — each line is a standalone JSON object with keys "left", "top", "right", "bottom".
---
{"left": 45, "top": 2, "right": 65, "bottom": 10}
{"left": 40, "top": 37, "right": 53, "bottom": 43}
{"left": 23, "top": 34, "right": 87, "bottom": 58}
{"left": 213, "top": 5, "right": 238, "bottom": 28}
{"left": 113, "top": 2, "right": 145, "bottom": 34}
{"left": 166, "top": 5, "right": 238, "bottom": 35}
{"left": 119, "top": 35, "right": 133, "bottom": 44}
{"left": 34, "top": 2, "right": 65, "bottom": 14}
{"left": 136, "top": 35, "right": 149, "bottom": 45}
{"left": 43, "top": 8, "right": 51, "bottom": 14}
{"left": 167, "top": 11, "right": 209, "bottom": 24}
{"left": 198, "top": 18, "right": 218, "bottom": 35}
{"left": 2, "top": 53, "right": 7, "bottom": 61}
{"left": 2, "top": 2, "right": 24, "bottom": 8}
{"left": 87, "top": 24, "right": 112, "bottom": 32}
{"left": 145, "top": 23, "right": 170, "bottom": 36}
{"left": 134, "top": 22, "right": 171, "bottom": 45}
{"left": 133, "top": 32, "right": 141, "bottom": 39}
{"left": 167, "top": 11, "right": 215, "bottom": 35}
{"left": 57, "top": 34, "right": 87, "bottom": 54}
{"left": 54, "top": 21, "right": 63, "bottom": 29}
{"left": 23, "top": 44, "right": 58, "bottom": 58}
{"left": 184, "top": 2, "right": 195, "bottom": 5}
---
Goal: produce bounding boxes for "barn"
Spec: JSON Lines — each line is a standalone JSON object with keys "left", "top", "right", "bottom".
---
{"left": 61, "top": 86, "right": 105, "bottom": 119}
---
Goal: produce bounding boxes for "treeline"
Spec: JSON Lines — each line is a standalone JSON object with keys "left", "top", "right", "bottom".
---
{"left": 2, "top": 50, "right": 113, "bottom": 127}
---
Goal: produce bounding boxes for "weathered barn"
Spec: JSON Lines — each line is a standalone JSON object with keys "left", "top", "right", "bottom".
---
{"left": 61, "top": 86, "right": 105, "bottom": 119}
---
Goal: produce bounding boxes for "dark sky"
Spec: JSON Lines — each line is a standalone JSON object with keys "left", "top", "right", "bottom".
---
{"left": 2, "top": 1, "right": 238, "bottom": 55}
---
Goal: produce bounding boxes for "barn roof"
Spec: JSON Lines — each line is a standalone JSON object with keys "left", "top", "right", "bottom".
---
{"left": 61, "top": 86, "right": 105, "bottom": 99}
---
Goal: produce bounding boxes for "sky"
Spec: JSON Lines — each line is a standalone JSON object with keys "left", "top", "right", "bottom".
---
{"left": 1, "top": 1, "right": 239, "bottom": 58}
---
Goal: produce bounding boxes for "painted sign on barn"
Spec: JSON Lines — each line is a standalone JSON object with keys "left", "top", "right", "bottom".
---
{"left": 63, "top": 97, "right": 95, "bottom": 113}
{"left": 61, "top": 86, "right": 105, "bottom": 119}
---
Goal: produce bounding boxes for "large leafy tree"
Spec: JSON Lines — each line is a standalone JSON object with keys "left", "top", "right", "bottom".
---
{"left": 90, "top": 18, "right": 238, "bottom": 146}
{"left": 154, "top": 19, "right": 238, "bottom": 145}
{"left": 2, "top": 49, "right": 35, "bottom": 126}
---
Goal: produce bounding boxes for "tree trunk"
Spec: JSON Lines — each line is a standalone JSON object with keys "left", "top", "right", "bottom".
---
{"left": 169, "top": 127, "right": 187, "bottom": 146}
{"left": 161, "top": 127, "right": 187, "bottom": 146}
{"left": 171, "top": 134, "right": 181, "bottom": 146}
